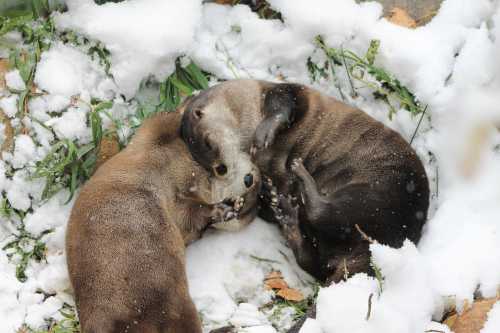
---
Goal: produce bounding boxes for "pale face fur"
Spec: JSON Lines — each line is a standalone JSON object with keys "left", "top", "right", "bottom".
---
{"left": 180, "top": 89, "right": 263, "bottom": 230}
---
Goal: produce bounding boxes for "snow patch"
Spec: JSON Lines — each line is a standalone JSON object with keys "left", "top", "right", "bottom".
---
{"left": 5, "top": 70, "right": 26, "bottom": 91}
{"left": 54, "top": 0, "right": 202, "bottom": 98}
{"left": 35, "top": 42, "right": 115, "bottom": 100}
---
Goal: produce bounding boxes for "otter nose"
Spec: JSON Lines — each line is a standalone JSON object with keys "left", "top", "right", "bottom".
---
{"left": 244, "top": 173, "right": 254, "bottom": 188}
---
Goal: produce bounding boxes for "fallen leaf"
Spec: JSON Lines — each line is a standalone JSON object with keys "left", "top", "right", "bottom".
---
{"left": 96, "top": 135, "right": 120, "bottom": 169}
{"left": 276, "top": 288, "right": 304, "bottom": 302}
{"left": 265, "top": 271, "right": 283, "bottom": 280}
{"left": 446, "top": 298, "right": 497, "bottom": 333}
{"left": 265, "top": 278, "right": 288, "bottom": 290}
{"left": 0, "top": 59, "right": 9, "bottom": 90}
{"left": 443, "top": 312, "right": 458, "bottom": 329}
{"left": 387, "top": 7, "right": 417, "bottom": 29}
{"left": 264, "top": 271, "right": 288, "bottom": 290}
{"left": 0, "top": 59, "right": 14, "bottom": 152}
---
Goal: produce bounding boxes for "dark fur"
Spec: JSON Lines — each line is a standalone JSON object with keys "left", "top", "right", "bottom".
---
{"left": 181, "top": 79, "right": 430, "bottom": 284}
{"left": 66, "top": 111, "right": 258, "bottom": 333}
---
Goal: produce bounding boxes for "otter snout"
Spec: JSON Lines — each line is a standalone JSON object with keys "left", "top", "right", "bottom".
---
{"left": 244, "top": 173, "right": 254, "bottom": 188}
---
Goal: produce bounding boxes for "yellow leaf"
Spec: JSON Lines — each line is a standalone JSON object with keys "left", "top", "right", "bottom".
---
{"left": 276, "top": 288, "right": 304, "bottom": 302}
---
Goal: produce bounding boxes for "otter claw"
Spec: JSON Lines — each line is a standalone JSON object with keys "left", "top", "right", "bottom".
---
{"left": 250, "top": 145, "right": 257, "bottom": 156}
{"left": 234, "top": 197, "right": 245, "bottom": 211}
{"left": 276, "top": 194, "right": 300, "bottom": 228}
{"left": 290, "top": 158, "right": 304, "bottom": 172}
{"left": 223, "top": 210, "right": 237, "bottom": 221}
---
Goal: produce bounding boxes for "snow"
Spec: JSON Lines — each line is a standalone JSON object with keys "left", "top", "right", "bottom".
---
{"left": 0, "top": 0, "right": 499, "bottom": 332}
{"left": 186, "top": 219, "right": 313, "bottom": 330}
{"left": 483, "top": 301, "right": 500, "bottom": 333}
{"left": 4, "top": 70, "right": 26, "bottom": 91}
{"left": 229, "top": 303, "right": 271, "bottom": 328}
{"left": 299, "top": 318, "right": 323, "bottom": 333}
{"left": 10, "top": 135, "right": 36, "bottom": 169}
{"left": 306, "top": 243, "right": 452, "bottom": 333}
{"left": 0, "top": 95, "right": 18, "bottom": 118}
{"left": 45, "top": 106, "right": 91, "bottom": 143}
{"left": 54, "top": 0, "right": 202, "bottom": 98}
{"left": 34, "top": 42, "right": 115, "bottom": 101}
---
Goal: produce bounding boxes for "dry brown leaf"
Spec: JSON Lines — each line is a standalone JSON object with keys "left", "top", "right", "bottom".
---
{"left": 0, "top": 112, "right": 14, "bottom": 152}
{"left": 214, "top": 0, "right": 233, "bottom": 5}
{"left": 447, "top": 298, "right": 497, "bottom": 333}
{"left": 276, "top": 288, "right": 304, "bottom": 302}
{"left": 443, "top": 312, "right": 458, "bottom": 329}
{"left": 387, "top": 7, "right": 417, "bottom": 29}
{"left": 95, "top": 136, "right": 120, "bottom": 169}
{"left": 264, "top": 271, "right": 288, "bottom": 290}
{"left": 0, "top": 59, "right": 14, "bottom": 153}
{"left": 265, "top": 277, "right": 288, "bottom": 290}
{"left": 0, "top": 59, "right": 9, "bottom": 90}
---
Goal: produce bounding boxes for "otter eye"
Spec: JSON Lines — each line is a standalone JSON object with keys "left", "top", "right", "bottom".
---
{"left": 194, "top": 109, "right": 203, "bottom": 119}
{"left": 214, "top": 164, "right": 228, "bottom": 176}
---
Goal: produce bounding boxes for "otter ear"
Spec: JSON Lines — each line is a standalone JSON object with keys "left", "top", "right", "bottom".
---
{"left": 263, "top": 83, "right": 307, "bottom": 124}
{"left": 194, "top": 109, "right": 203, "bottom": 119}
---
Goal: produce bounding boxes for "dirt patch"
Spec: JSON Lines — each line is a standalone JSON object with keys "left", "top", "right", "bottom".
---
{"left": 373, "top": 0, "right": 442, "bottom": 25}
{"left": 95, "top": 135, "right": 120, "bottom": 170}
{"left": 386, "top": 7, "right": 417, "bottom": 28}
{"left": 0, "top": 59, "right": 15, "bottom": 153}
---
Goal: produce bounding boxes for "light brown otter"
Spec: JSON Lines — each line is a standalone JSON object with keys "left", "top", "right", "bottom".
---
{"left": 181, "top": 79, "right": 429, "bottom": 284}
{"left": 66, "top": 111, "right": 260, "bottom": 333}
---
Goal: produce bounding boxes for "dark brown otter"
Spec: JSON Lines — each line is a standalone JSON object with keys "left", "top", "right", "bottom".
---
{"left": 181, "top": 79, "right": 429, "bottom": 284}
{"left": 66, "top": 111, "right": 260, "bottom": 333}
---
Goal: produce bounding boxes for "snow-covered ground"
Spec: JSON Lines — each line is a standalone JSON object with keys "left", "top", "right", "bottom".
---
{"left": 0, "top": 0, "right": 499, "bottom": 332}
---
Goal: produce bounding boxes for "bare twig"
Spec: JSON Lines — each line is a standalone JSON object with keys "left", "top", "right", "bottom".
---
{"left": 249, "top": 254, "right": 281, "bottom": 264}
{"left": 366, "top": 293, "right": 374, "bottom": 320}
{"left": 436, "top": 165, "right": 439, "bottom": 199}
{"left": 355, "top": 224, "right": 377, "bottom": 244}
{"left": 341, "top": 46, "right": 358, "bottom": 98}
{"left": 410, "top": 105, "right": 428, "bottom": 145}
{"left": 343, "top": 258, "right": 349, "bottom": 281}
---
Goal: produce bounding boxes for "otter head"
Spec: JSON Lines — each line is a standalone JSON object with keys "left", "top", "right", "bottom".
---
{"left": 180, "top": 88, "right": 261, "bottom": 231}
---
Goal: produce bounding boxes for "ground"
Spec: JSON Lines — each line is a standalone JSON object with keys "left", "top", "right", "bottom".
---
{"left": 0, "top": 1, "right": 499, "bottom": 333}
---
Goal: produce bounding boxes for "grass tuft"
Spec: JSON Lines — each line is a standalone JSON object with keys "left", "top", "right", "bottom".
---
{"left": 309, "top": 36, "right": 426, "bottom": 119}
{"left": 267, "top": 282, "right": 320, "bottom": 324}
{"left": 33, "top": 100, "right": 114, "bottom": 202}
{"left": 370, "top": 258, "right": 385, "bottom": 295}
{"left": 2, "top": 226, "right": 52, "bottom": 282}
{"left": 18, "top": 303, "right": 80, "bottom": 333}
{"left": 159, "top": 58, "right": 210, "bottom": 112}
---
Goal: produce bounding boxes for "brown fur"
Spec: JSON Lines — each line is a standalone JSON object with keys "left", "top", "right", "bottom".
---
{"left": 181, "top": 79, "right": 430, "bottom": 283}
{"left": 66, "top": 111, "right": 259, "bottom": 333}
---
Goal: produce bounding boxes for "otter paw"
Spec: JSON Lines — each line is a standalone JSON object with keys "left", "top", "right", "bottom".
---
{"left": 253, "top": 119, "right": 278, "bottom": 152}
{"left": 277, "top": 194, "right": 300, "bottom": 228}
{"left": 290, "top": 158, "right": 305, "bottom": 173}
{"left": 233, "top": 196, "right": 245, "bottom": 212}
{"left": 260, "top": 176, "right": 279, "bottom": 208}
{"left": 250, "top": 145, "right": 257, "bottom": 156}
